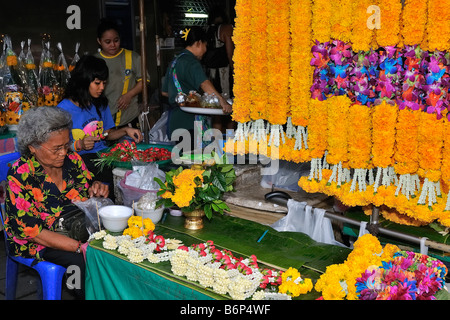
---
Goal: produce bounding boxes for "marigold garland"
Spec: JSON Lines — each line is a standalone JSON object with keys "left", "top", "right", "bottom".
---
{"left": 249, "top": 0, "right": 268, "bottom": 121}
{"left": 311, "top": 0, "right": 331, "bottom": 43}
{"left": 417, "top": 111, "right": 443, "bottom": 182}
{"left": 326, "top": 95, "right": 351, "bottom": 165}
{"left": 401, "top": 0, "right": 428, "bottom": 46}
{"left": 232, "top": 0, "right": 252, "bottom": 123}
{"left": 371, "top": 101, "right": 397, "bottom": 169}
{"left": 289, "top": 0, "right": 312, "bottom": 127}
{"left": 350, "top": 0, "right": 374, "bottom": 52}
{"left": 330, "top": 0, "right": 353, "bottom": 43}
{"left": 426, "top": 0, "right": 450, "bottom": 52}
{"left": 394, "top": 108, "right": 420, "bottom": 175}
{"left": 265, "top": 0, "right": 290, "bottom": 125}
{"left": 375, "top": 0, "right": 402, "bottom": 47}
{"left": 347, "top": 104, "right": 372, "bottom": 169}
{"left": 307, "top": 98, "right": 328, "bottom": 159}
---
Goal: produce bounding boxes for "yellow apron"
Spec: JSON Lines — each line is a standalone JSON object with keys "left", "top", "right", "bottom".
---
{"left": 115, "top": 49, "right": 132, "bottom": 127}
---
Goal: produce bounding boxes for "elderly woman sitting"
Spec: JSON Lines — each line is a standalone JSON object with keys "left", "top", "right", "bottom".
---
{"left": 3, "top": 106, "right": 109, "bottom": 299}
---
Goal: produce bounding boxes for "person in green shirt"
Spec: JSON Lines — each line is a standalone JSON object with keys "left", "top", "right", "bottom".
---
{"left": 161, "top": 26, "right": 232, "bottom": 142}
{"left": 95, "top": 19, "right": 147, "bottom": 129}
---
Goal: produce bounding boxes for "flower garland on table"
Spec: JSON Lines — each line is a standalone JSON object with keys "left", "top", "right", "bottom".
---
{"left": 231, "top": 0, "right": 252, "bottom": 124}
{"left": 426, "top": 0, "right": 450, "bottom": 52}
{"left": 122, "top": 216, "right": 155, "bottom": 240}
{"left": 356, "top": 251, "right": 448, "bottom": 300}
{"left": 315, "top": 234, "right": 401, "bottom": 300}
{"left": 350, "top": 0, "right": 374, "bottom": 52}
{"left": 170, "top": 241, "right": 311, "bottom": 300}
{"left": 401, "top": 0, "right": 427, "bottom": 46}
{"left": 375, "top": 0, "right": 402, "bottom": 47}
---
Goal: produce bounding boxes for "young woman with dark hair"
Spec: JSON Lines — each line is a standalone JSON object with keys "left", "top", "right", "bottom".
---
{"left": 58, "top": 55, "right": 143, "bottom": 201}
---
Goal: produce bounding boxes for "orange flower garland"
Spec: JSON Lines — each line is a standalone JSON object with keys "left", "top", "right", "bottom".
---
{"left": 307, "top": 98, "right": 328, "bottom": 160}
{"left": 426, "top": 0, "right": 450, "bottom": 52}
{"left": 249, "top": 0, "right": 268, "bottom": 121}
{"left": 371, "top": 102, "right": 397, "bottom": 195}
{"left": 375, "top": 0, "right": 402, "bottom": 47}
{"left": 289, "top": 0, "right": 312, "bottom": 128}
{"left": 326, "top": 95, "right": 350, "bottom": 166}
{"left": 350, "top": 0, "right": 374, "bottom": 52}
{"left": 311, "top": 0, "right": 331, "bottom": 43}
{"left": 348, "top": 104, "right": 372, "bottom": 170}
{"left": 401, "top": 0, "right": 427, "bottom": 46}
{"left": 371, "top": 102, "right": 397, "bottom": 169}
{"left": 265, "top": 0, "right": 290, "bottom": 126}
{"left": 330, "top": 0, "right": 353, "bottom": 43}
{"left": 232, "top": 0, "right": 252, "bottom": 124}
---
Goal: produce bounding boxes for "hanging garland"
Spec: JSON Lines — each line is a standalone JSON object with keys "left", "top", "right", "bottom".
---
{"left": 401, "top": 0, "right": 428, "bottom": 46}
{"left": 426, "top": 0, "right": 450, "bottom": 52}
{"left": 375, "top": 0, "right": 402, "bottom": 47}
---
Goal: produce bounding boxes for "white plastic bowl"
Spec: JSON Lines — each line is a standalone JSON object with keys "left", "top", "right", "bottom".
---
{"left": 98, "top": 205, "right": 133, "bottom": 232}
{"left": 133, "top": 203, "right": 164, "bottom": 223}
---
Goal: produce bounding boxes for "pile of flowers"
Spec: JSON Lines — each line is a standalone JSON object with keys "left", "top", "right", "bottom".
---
{"left": 356, "top": 251, "right": 448, "bottom": 300}
{"left": 95, "top": 140, "right": 172, "bottom": 170}
{"left": 314, "top": 234, "right": 448, "bottom": 300}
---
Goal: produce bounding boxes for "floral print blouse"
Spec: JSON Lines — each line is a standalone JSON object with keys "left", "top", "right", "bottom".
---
{"left": 4, "top": 151, "right": 93, "bottom": 259}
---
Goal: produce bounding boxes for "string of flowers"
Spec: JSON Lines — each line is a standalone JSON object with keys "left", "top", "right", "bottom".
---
{"left": 330, "top": 0, "right": 353, "bottom": 43}
{"left": 371, "top": 101, "right": 398, "bottom": 194}
{"left": 311, "top": 0, "right": 331, "bottom": 44}
{"left": 231, "top": 0, "right": 252, "bottom": 124}
{"left": 443, "top": 120, "right": 450, "bottom": 215}
{"left": 394, "top": 108, "right": 420, "bottom": 199}
{"left": 401, "top": 0, "right": 427, "bottom": 46}
{"left": 249, "top": 0, "right": 268, "bottom": 122}
{"left": 288, "top": 0, "right": 312, "bottom": 154}
{"left": 417, "top": 111, "right": 444, "bottom": 209}
{"left": 426, "top": 0, "right": 450, "bottom": 52}
{"left": 350, "top": 0, "right": 374, "bottom": 52}
{"left": 375, "top": 0, "right": 402, "bottom": 47}
{"left": 347, "top": 104, "right": 372, "bottom": 193}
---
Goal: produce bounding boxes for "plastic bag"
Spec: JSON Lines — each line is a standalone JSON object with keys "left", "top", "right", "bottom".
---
{"left": 68, "top": 42, "right": 80, "bottom": 72}
{"left": 148, "top": 111, "right": 170, "bottom": 143}
{"left": 24, "top": 39, "right": 40, "bottom": 99}
{"left": 261, "top": 160, "right": 310, "bottom": 192}
{"left": 73, "top": 197, "right": 114, "bottom": 235}
{"left": 118, "top": 164, "right": 164, "bottom": 207}
{"left": 55, "top": 42, "right": 70, "bottom": 93}
{"left": 37, "top": 41, "right": 59, "bottom": 106}
{"left": 271, "top": 199, "right": 347, "bottom": 247}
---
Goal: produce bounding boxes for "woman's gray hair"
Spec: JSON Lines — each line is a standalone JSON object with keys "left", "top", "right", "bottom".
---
{"left": 17, "top": 107, "right": 73, "bottom": 157}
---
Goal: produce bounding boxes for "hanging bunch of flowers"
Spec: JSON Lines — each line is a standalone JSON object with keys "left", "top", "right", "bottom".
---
{"left": 401, "top": 0, "right": 427, "bottom": 46}
{"left": 375, "top": 0, "right": 402, "bottom": 47}
{"left": 426, "top": 0, "right": 450, "bottom": 52}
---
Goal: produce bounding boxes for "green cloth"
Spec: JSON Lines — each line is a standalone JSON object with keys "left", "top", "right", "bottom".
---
{"left": 85, "top": 214, "right": 352, "bottom": 300}
{"left": 85, "top": 246, "right": 215, "bottom": 300}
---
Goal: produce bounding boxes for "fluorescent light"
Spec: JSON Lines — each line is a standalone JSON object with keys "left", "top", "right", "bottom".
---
{"left": 184, "top": 13, "right": 208, "bottom": 18}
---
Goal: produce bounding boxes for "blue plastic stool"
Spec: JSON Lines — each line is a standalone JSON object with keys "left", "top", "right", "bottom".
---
{"left": 1, "top": 206, "right": 67, "bottom": 300}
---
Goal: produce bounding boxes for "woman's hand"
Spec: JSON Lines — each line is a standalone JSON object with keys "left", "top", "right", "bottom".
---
{"left": 81, "top": 136, "right": 100, "bottom": 151}
{"left": 88, "top": 181, "right": 109, "bottom": 198}
{"left": 124, "top": 127, "right": 144, "bottom": 143}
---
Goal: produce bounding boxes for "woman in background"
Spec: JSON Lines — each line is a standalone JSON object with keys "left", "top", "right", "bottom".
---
{"left": 95, "top": 19, "right": 148, "bottom": 129}
{"left": 161, "top": 26, "right": 232, "bottom": 141}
